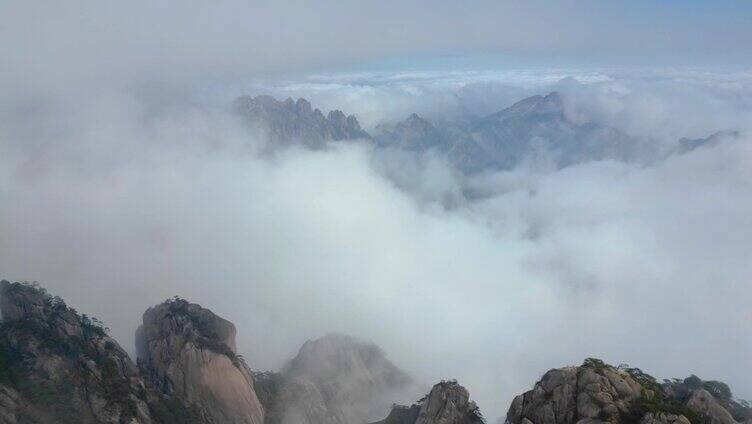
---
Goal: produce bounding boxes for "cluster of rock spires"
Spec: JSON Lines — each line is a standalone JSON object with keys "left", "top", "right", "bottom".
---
{"left": 233, "top": 95, "right": 369, "bottom": 149}
{"left": 233, "top": 93, "right": 738, "bottom": 173}
{"left": 0, "top": 280, "right": 750, "bottom": 424}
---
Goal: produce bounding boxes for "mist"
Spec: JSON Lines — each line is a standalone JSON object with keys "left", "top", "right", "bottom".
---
{"left": 2, "top": 1, "right": 752, "bottom": 422}
{"left": 2, "top": 69, "right": 752, "bottom": 421}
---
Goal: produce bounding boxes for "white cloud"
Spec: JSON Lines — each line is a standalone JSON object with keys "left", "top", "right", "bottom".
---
{"left": 1, "top": 71, "right": 752, "bottom": 421}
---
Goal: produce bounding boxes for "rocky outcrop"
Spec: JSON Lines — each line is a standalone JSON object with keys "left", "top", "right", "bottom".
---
{"left": 506, "top": 359, "right": 642, "bottom": 424}
{"left": 3, "top": 280, "right": 747, "bottom": 424}
{"left": 0, "top": 281, "right": 414, "bottom": 424}
{"left": 234, "top": 95, "right": 370, "bottom": 149}
{"left": 260, "top": 332, "right": 414, "bottom": 424}
{"left": 137, "top": 297, "right": 265, "bottom": 424}
{"left": 685, "top": 390, "right": 738, "bottom": 424}
{"left": 0, "top": 280, "right": 204, "bottom": 423}
{"left": 415, "top": 381, "right": 484, "bottom": 424}
{"left": 664, "top": 376, "right": 751, "bottom": 424}
{"left": 374, "top": 380, "right": 483, "bottom": 424}
{"left": 504, "top": 359, "right": 752, "bottom": 424}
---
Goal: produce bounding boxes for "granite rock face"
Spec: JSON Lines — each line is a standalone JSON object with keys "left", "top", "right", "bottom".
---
{"left": 374, "top": 380, "right": 484, "bottom": 424}
{"left": 0, "top": 280, "right": 204, "bottom": 424}
{"left": 373, "top": 92, "right": 642, "bottom": 173}
{"left": 234, "top": 93, "right": 730, "bottom": 175}
{"left": 3, "top": 280, "right": 748, "bottom": 424}
{"left": 684, "top": 390, "right": 739, "bottom": 424}
{"left": 415, "top": 381, "right": 484, "bottom": 424}
{"left": 640, "top": 413, "right": 692, "bottom": 424}
{"left": 137, "top": 297, "right": 265, "bottom": 424}
{"left": 505, "top": 360, "right": 642, "bottom": 424}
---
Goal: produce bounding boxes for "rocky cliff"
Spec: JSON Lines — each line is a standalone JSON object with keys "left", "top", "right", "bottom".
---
{"left": 2, "top": 280, "right": 748, "bottom": 424}
{"left": 137, "top": 297, "right": 265, "bottom": 424}
{"left": 504, "top": 358, "right": 752, "bottom": 424}
{"left": 0, "top": 280, "right": 205, "bottom": 424}
{"left": 375, "top": 380, "right": 484, "bottom": 424}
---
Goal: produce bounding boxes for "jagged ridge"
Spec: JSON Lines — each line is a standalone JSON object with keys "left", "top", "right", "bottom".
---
{"left": 1, "top": 281, "right": 749, "bottom": 424}
{"left": 234, "top": 95, "right": 370, "bottom": 149}
{"left": 234, "top": 92, "right": 736, "bottom": 174}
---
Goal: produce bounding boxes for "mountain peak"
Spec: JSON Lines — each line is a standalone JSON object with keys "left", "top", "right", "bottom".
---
{"left": 138, "top": 297, "right": 265, "bottom": 424}
{"left": 374, "top": 380, "right": 483, "bottom": 424}
{"left": 235, "top": 95, "right": 370, "bottom": 147}
{"left": 261, "top": 332, "right": 414, "bottom": 424}
{"left": 534, "top": 91, "right": 564, "bottom": 115}
{"left": 490, "top": 91, "right": 564, "bottom": 121}
{"left": 295, "top": 97, "right": 312, "bottom": 113}
{"left": 287, "top": 332, "right": 410, "bottom": 387}
{"left": 506, "top": 358, "right": 752, "bottom": 424}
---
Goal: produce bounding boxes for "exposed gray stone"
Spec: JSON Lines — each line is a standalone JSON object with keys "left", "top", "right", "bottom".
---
{"left": 686, "top": 390, "right": 738, "bottom": 424}
{"left": 375, "top": 380, "right": 483, "bottom": 424}
{"left": 138, "top": 297, "right": 264, "bottom": 424}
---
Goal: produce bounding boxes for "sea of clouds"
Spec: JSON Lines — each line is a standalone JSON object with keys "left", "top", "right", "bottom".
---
{"left": 1, "top": 65, "right": 751, "bottom": 421}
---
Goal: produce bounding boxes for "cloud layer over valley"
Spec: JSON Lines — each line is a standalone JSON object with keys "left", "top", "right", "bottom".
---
{"left": 1, "top": 67, "right": 752, "bottom": 421}
{"left": 2, "top": 2, "right": 752, "bottom": 421}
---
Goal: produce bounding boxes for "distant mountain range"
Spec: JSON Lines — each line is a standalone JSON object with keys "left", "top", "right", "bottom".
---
{"left": 234, "top": 95, "right": 370, "bottom": 149}
{"left": 1, "top": 280, "right": 750, "bottom": 424}
{"left": 234, "top": 93, "right": 740, "bottom": 173}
